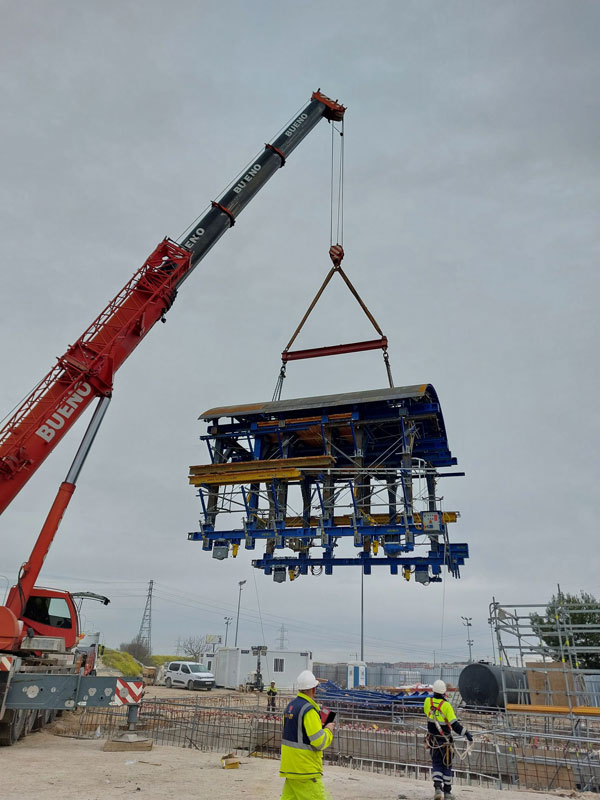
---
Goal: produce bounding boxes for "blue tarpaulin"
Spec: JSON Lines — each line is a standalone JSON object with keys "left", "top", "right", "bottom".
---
{"left": 316, "top": 680, "right": 429, "bottom": 710}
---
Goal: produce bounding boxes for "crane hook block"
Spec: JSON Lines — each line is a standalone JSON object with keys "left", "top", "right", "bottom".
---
{"left": 329, "top": 244, "right": 344, "bottom": 267}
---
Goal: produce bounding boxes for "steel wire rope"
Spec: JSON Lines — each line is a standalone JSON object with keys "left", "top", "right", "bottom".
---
{"left": 336, "top": 120, "right": 344, "bottom": 246}
{"left": 329, "top": 122, "right": 335, "bottom": 247}
{"left": 329, "top": 121, "right": 344, "bottom": 247}
{"left": 273, "top": 115, "right": 344, "bottom": 403}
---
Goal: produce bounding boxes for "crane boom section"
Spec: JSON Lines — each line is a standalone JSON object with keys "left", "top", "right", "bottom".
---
{"left": 0, "top": 92, "right": 345, "bottom": 516}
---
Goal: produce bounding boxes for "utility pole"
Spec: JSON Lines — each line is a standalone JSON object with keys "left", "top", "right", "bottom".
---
{"left": 234, "top": 580, "right": 246, "bottom": 647}
{"left": 224, "top": 616, "right": 233, "bottom": 646}
{"left": 137, "top": 579, "right": 153, "bottom": 654}
{"left": 461, "top": 616, "right": 474, "bottom": 662}
{"left": 277, "top": 623, "right": 288, "bottom": 650}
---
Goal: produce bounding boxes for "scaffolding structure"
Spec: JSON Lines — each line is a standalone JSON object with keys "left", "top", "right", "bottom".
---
{"left": 489, "top": 597, "right": 600, "bottom": 714}
{"left": 188, "top": 385, "right": 468, "bottom": 582}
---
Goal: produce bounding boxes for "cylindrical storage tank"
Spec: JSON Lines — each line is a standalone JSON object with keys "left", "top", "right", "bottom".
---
{"left": 458, "top": 663, "right": 528, "bottom": 708}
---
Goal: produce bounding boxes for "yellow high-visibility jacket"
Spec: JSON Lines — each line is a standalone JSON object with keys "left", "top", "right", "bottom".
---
{"left": 280, "top": 691, "right": 333, "bottom": 780}
{"left": 424, "top": 695, "right": 465, "bottom": 738}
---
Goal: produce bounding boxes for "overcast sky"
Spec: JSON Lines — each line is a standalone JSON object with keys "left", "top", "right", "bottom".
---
{"left": 1, "top": 1, "right": 599, "bottom": 665}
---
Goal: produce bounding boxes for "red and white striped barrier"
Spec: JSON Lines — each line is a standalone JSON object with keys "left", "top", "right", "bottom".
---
{"left": 112, "top": 679, "right": 144, "bottom": 705}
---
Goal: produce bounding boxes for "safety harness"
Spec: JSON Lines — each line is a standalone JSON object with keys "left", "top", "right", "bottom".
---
{"left": 425, "top": 698, "right": 455, "bottom": 764}
{"left": 425, "top": 698, "right": 473, "bottom": 762}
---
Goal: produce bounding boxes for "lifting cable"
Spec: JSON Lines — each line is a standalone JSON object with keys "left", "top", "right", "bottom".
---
{"left": 273, "top": 118, "right": 394, "bottom": 402}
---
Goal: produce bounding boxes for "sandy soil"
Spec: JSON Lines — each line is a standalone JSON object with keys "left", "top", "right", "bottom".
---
{"left": 141, "top": 682, "right": 293, "bottom": 707}
{"left": 0, "top": 729, "right": 592, "bottom": 800}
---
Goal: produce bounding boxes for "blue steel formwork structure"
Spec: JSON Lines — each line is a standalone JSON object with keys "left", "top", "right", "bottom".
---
{"left": 188, "top": 385, "right": 468, "bottom": 582}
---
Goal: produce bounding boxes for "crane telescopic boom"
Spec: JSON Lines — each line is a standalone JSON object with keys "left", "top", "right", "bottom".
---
{"left": 0, "top": 90, "right": 345, "bottom": 516}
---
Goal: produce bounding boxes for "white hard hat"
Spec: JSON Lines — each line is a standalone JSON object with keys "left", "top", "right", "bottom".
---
{"left": 297, "top": 670, "right": 319, "bottom": 691}
{"left": 432, "top": 679, "right": 447, "bottom": 694}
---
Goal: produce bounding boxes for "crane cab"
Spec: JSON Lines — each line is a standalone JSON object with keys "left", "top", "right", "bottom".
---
{"left": 17, "top": 587, "right": 79, "bottom": 652}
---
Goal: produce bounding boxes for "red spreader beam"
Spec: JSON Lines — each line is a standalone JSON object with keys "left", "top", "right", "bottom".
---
{"left": 282, "top": 336, "right": 388, "bottom": 362}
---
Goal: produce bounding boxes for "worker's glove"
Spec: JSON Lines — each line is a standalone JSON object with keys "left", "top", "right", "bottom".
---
{"left": 465, "top": 731, "right": 473, "bottom": 742}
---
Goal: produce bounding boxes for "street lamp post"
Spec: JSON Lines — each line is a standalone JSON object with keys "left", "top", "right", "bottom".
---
{"left": 234, "top": 580, "right": 246, "bottom": 647}
{"left": 461, "top": 616, "right": 474, "bottom": 662}
{"left": 224, "top": 616, "right": 233, "bottom": 646}
{"left": 360, "top": 568, "right": 364, "bottom": 662}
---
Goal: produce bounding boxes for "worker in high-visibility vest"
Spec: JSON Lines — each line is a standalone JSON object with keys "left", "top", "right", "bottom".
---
{"left": 424, "top": 680, "right": 473, "bottom": 800}
{"left": 280, "top": 670, "right": 335, "bottom": 800}
{"left": 267, "top": 680, "right": 278, "bottom": 711}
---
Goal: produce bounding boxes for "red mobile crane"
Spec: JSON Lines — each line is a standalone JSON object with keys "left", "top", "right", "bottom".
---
{"left": 0, "top": 91, "right": 345, "bottom": 744}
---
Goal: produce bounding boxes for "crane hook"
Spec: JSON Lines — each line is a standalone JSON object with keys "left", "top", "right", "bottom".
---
{"left": 329, "top": 244, "right": 344, "bottom": 268}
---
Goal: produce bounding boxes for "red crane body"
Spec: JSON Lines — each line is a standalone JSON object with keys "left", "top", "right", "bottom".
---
{"left": 0, "top": 91, "right": 345, "bottom": 653}
{"left": 0, "top": 91, "right": 345, "bottom": 517}
{"left": 0, "top": 238, "right": 191, "bottom": 515}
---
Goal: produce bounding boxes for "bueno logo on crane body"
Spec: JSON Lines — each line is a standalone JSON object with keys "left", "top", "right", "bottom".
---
{"left": 35, "top": 382, "right": 93, "bottom": 443}
{"left": 183, "top": 226, "right": 205, "bottom": 249}
{"left": 284, "top": 113, "right": 308, "bottom": 137}
{"left": 233, "top": 163, "right": 261, "bottom": 194}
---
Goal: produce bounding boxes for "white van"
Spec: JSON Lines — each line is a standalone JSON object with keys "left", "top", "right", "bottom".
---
{"left": 164, "top": 661, "right": 215, "bottom": 690}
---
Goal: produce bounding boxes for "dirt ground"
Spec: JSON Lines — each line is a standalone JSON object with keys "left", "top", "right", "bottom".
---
{"left": 0, "top": 729, "right": 594, "bottom": 800}
{"left": 142, "top": 682, "right": 254, "bottom": 701}
{"left": 142, "top": 682, "right": 291, "bottom": 706}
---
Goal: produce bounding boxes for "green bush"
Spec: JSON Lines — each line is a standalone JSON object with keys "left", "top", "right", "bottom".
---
{"left": 102, "top": 648, "right": 143, "bottom": 676}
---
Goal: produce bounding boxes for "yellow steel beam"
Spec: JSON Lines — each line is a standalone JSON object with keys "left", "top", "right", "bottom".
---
{"left": 190, "top": 468, "right": 302, "bottom": 486}
{"left": 506, "top": 703, "right": 600, "bottom": 717}
{"left": 284, "top": 511, "right": 459, "bottom": 527}
{"left": 189, "top": 454, "right": 334, "bottom": 476}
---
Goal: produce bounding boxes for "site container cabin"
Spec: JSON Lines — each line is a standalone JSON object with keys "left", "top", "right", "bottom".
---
{"left": 213, "top": 647, "right": 312, "bottom": 690}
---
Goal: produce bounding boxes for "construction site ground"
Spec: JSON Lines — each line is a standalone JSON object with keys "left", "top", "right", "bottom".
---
{"left": 1, "top": 725, "right": 596, "bottom": 800}
{"left": 143, "top": 683, "right": 241, "bottom": 701}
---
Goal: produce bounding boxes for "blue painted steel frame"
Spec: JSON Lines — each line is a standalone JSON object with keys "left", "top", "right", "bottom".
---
{"left": 189, "top": 385, "right": 469, "bottom": 581}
